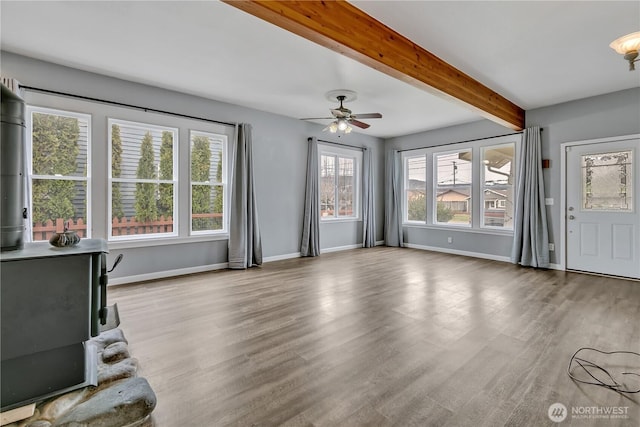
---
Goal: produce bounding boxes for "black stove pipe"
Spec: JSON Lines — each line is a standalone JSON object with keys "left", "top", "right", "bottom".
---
{"left": 1, "top": 82, "right": 26, "bottom": 251}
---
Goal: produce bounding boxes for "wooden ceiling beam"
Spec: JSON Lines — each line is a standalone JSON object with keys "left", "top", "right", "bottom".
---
{"left": 222, "top": 0, "right": 525, "bottom": 130}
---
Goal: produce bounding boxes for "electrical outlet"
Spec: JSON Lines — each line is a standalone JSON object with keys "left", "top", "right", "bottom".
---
{"left": 548, "top": 243, "right": 555, "bottom": 251}
{"left": 447, "top": 237, "right": 453, "bottom": 244}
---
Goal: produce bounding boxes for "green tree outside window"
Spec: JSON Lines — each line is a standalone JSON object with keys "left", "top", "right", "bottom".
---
{"left": 191, "top": 135, "right": 212, "bottom": 230}
{"left": 157, "top": 131, "right": 173, "bottom": 218}
{"left": 31, "top": 113, "right": 80, "bottom": 223}
{"left": 111, "top": 124, "right": 124, "bottom": 219}
{"left": 134, "top": 131, "right": 158, "bottom": 223}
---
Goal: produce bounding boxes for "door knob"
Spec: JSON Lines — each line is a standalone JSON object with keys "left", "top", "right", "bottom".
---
{"left": 569, "top": 215, "right": 575, "bottom": 220}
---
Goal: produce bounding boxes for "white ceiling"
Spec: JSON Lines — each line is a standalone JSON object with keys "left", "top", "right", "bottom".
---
{"left": 1, "top": 1, "right": 639, "bottom": 139}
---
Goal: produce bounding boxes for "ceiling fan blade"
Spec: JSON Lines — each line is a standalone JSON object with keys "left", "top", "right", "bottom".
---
{"left": 352, "top": 113, "right": 382, "bottom": 119}
{"left": 330, "top": 109, "right": 348, "bottom": 118}
{"left": 349, "top": 119, "right": 370, "bottom": 129}
{"left": 300, "top": 117, "right": 335, "bottom": 120}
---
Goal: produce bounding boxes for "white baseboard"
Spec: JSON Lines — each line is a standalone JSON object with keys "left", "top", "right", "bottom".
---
{"left": 321, "top": 243, "right": 362, "bottom": 254}
{"left": 403, "top": 243, "right": 511, "bottom": 263}
{"left": 263, "top": 252, "right": 301, "bottom": 262}
{"left": 109, "top": 241, "right": 394, "bottom": 284}
{"left": 404, "top": 243, "right": 566, "bottom": 269}
{"left": 265, "top": 242, "right": 388, "bottom": 261}
{"left": 108, "top": 262, "right": 229, "bottom": 286}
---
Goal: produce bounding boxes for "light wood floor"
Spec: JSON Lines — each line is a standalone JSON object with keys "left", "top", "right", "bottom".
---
{"left": 108, "top": 247, "right": 640, "bottom": 426}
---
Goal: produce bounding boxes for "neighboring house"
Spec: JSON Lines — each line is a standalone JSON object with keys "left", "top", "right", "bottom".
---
{"left": 406, "top": 178, "right": 426, "bottom": 201}
{"left": 483, "top": 188, "right": 507, "bottom": 210}
{"left": 436, "top": 188, "right": 470, "bottom": 213}
{"left": 436, "top": 187, "right": 514, "bottom": 226}
{"left": 483, "top": 188, "right": 509, "bottom": 226}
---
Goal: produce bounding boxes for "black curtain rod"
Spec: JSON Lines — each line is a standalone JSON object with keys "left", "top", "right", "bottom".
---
{"left": 19, "top": 85, "right": 237, "bottom": 127}
{"left": 310, "top": 137, "right": 365, "bottom": 151}
{"left": 397, "top": 128, "right": 543, "bottom": 153}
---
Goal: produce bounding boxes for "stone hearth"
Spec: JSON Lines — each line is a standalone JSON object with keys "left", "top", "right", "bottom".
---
{"left": 5, "top": 329, "right": 156, "bottom": 427}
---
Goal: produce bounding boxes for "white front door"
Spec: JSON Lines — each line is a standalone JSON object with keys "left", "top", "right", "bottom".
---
{"left": 565, "top": 136, "right": 640, "bottom": 279}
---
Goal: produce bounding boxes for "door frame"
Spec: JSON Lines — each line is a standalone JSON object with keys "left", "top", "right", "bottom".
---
{"left": 560, "top": 133, "right": 640, "bottom": 273}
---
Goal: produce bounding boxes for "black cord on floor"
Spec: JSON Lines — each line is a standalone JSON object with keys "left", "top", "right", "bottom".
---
{"left": 567, "top": 347, "right": 640, "bottom": 394}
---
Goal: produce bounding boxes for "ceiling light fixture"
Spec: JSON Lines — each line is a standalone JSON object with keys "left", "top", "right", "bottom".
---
{"left": 308, "top": 89, "right": 381, "bottom": 134}
{"left": 326, "top": 118, "right": 352, "bottom": 134}
{"left": 610, "top": 31, "right": 640, "bottom": 71}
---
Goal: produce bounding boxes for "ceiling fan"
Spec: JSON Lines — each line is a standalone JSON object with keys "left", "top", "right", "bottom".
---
{"left": 301, "top": 90, "right": 382, "bottom": 133}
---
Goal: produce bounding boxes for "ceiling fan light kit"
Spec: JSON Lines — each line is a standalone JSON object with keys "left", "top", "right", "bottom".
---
{"left": 324, "top": 119, "right": 352, "bottom": 134}
{"left": 302, "top": 90, "right": 382, "bottom": 134}
{"left": 610, "top": 31, "right": 640, "bottom": 71}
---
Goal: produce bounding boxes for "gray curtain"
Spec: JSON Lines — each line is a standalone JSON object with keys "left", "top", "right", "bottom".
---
{"left": 511, "top": 126, "right": 549, "bottom": 268}
{"left": 384, "top": 150, "right": 403, "bottom": 247}
{"left": 228, "top": 123, "right": 262, "bottom": 269}
{"left": 300, "top": 137, "right": 320, "bottom": 256}
{"left": 362, "top": 147, "right": 376, "bottom": 248}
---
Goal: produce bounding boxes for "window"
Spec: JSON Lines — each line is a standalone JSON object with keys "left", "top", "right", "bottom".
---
{"left": 482, "top": 144, "right": 515, "bottom": 228}
{"left": 27, "top": 107, "right": 90, "bottom": 241}
{"left": 190, "top": 130, "right": 227, "bottom": 234}
{"left": 402, "top": 136, "right": 518, "bottom": 232}
{"left": 435, "top": 150, "right": 472, "bottom": 226}
{"left": 581, "top": 150, "right": 633, "bottom": 211}
{"left": 319, "top": 146, "right": 362, "bottom": 220}
{"left": 405, "top": 155, "right": 427, "bottom": 222}
{"left": 25, "top": 92, "right": 234, "bottom": 247}
{"left": 108, "top": 119, "right": 178, "bottom": 240}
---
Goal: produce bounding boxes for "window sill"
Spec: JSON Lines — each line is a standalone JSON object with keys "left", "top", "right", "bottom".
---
{"left": 403, "top": 223, "right": 514, "bottom": 237}
{"left": 107, "top": 233, "right": 229, "bottom": 250}
{"left": 320, "top": 218, "right": 362, "bottom": 224}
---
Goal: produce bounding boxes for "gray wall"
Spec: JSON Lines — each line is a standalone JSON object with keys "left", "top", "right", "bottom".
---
{"left": 4, "top": 51, "right": 637, "bottom": 276}
{"left": 385, "top": 119, "right": 517, "bottom": 259}
{"left": 528, "top": 87, "right": 640, "bottom": 265}
{"left": 385, "top": 88, "right": 640, "bottom": 264}
{"left": 1, "top": 52, "right": 385, "bottom": 281}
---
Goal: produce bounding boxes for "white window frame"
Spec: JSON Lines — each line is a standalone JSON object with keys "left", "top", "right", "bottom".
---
{"left": 189, "top": 130, "right": 228, "bottom": 235}
{"left": 480, "top": 142, "right": 516, "bottom": 230}
{"left": 401, "top": 135, "right": 519, "bottom": 234}
{"left": 107, "top": 118, "right": 179, "bottom": 241}
{"left": 433, "top": 148, "right": 473, "bottom": 228}
{"left": 26, "top": 106, "right": 92, "bottom": 241}
{"left": 404, "top": 151, "right": 428, "bottom": 224}
{"left": 318, "top": 144, "right": 362, "bottom": 221}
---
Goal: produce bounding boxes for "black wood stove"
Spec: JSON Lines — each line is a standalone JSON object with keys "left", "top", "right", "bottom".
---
{"left": 1, "top": 239, "right": 117, "bottom": 411}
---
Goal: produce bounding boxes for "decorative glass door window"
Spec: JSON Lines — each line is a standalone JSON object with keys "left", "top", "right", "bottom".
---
{"left": 581, "top": 150, "right": 633, "bottom": 211}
